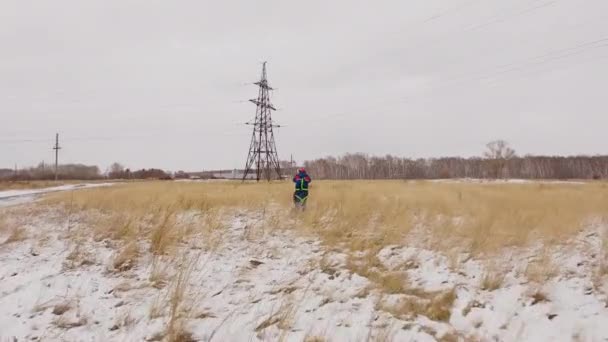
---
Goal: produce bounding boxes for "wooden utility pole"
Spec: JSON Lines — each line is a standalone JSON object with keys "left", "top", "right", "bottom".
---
{"left": 53, "top": 133, "right": 61, "bottom": 181}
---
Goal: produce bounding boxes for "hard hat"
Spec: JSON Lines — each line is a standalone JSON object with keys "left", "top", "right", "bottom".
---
{"left": 298, "top": 167, "right": 306, "bottom": 173}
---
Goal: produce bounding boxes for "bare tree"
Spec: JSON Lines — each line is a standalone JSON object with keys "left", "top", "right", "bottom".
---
{"left": 108, "top": 162, "right": 125, "bottom": 179}
{"left": 483, "top": 140, "right": 516, "bottom": 179}
{"left": 484, "top": 140, "right": 516, "bottom": 159}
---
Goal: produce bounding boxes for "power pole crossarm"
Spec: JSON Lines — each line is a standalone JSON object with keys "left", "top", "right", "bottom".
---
{"left": 248, "top": 99, "right": 276, "bottom": 110}
{"left": 253, "top": 81, "right": 273, "bottom": 90}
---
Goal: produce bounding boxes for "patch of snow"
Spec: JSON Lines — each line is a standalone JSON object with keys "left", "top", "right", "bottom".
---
{"left": 1, "top": 205, "right": 608, "bottom": 341}
{"left": 377, "top": 228, "right": 608, "bottom": 341}
{"left": 0, "top": 207, "right": 407, "bottom": 342}
{"left": 0, "top": 183, "right": 114, "bottom": 208}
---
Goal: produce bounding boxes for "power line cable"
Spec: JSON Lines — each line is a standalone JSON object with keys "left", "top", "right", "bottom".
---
{"left": 412, "top": 36, "right": 608, "bottom": 96}
{"left": 466, "top": 0, "right": 559, "bottom": 31}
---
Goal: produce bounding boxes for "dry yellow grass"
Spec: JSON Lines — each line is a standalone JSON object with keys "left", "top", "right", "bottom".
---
{"left": 379, "top": 288, "right": 457, "bottom": 322}
{"left": 44, "top": 181, "right": 289, "bottom": 214}
{"left": 112, "top": 241, "right": 139, "bottom": 272}
{"left": 481, "top": 262, "right": 505, "bottom": 291}
{"left": 303, "top": 335, "right": 327, "bottom": 342}
{"left": 525, "top": 248, "right": 559, "bottom": 284}
{"left": 254, "top": 299, "right": 296, "bottom": 335}
{"left": 598, "top": 235, "right": 608, "bottom": 276}
{"left": 530, "top": 290, "right": 550, "bottom": 305}
{"left": 2, "top": 226, "right": 27, "bottom": 244}
{"left": 42, "top": 180, "right": 608, "bottom": 258}
{"left": 1, "top": 210, "right": 26, "bottom": 244}
{"left": 63, "top": 240, "right": 96, "bottom": 270}
{"left": 297, "top": 180, "right": 608, "bottom": 256}
{"left": 346, "top": 252, "right": 409, "bottom": 295}
{"left": 165, "top": 260, "right": 194, "bottom": 341}
{"left": 149, "top": 257, "right": 171, "bottom": 289}
{"left": 481, "top": 272, "right": 505, "bottom": 291}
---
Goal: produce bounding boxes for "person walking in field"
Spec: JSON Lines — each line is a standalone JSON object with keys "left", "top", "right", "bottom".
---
{"left": 293, "top": 167, "right": 311, "bottom": 209}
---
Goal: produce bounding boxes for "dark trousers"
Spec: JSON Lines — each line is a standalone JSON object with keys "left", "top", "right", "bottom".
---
{"left": 293, "top": 190, "right": 309, "bottom": 206}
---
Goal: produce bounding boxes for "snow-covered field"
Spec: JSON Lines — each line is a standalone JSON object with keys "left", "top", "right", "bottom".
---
{"left": 1, "top": 190, "right": 608, "bottom": 342}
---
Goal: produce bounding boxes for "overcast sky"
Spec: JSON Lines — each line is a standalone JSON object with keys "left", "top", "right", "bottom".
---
{"left": 2, "top": 0, "right": 607, "bottom": 171}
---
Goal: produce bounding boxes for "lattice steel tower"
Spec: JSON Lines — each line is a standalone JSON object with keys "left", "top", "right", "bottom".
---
{"left": 242, "top": 62, "right": 282, "bottom": 181}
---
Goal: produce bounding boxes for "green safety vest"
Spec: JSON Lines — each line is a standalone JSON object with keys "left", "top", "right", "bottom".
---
{"left": 296, "top": 179, "right": 309, "bottom": 191}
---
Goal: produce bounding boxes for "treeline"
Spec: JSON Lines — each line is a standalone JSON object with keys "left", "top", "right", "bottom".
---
{"left": 1, "top": 162, "right": 173, "bottom": 181}
{"left": 107, "top": 163, "right": 172, "bottom": 180}
{"left": 0, "top": 163, "right": 102, "bottom": 180}
{"left": 303, "top": 153, "right": 608, "bottom": 180}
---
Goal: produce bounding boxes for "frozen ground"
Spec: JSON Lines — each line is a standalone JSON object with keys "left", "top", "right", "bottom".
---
{"left": 0, "top": 183, "right": 114, "bottom": 208}
{"left": 429, "top": 179, "right": 587, "bottom": 185}
{"left": 1, "top": 203, "right": 607, "bottom": 341}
